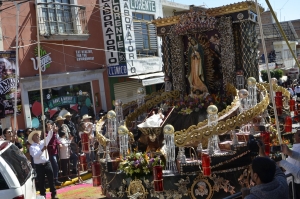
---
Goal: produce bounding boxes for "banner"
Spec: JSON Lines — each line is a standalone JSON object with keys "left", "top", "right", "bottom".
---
{"left": 0, "top": 51, "right": 21, "bottom": 118}
{"left": 48, "top": 96, "right": 77, "bottom": 109}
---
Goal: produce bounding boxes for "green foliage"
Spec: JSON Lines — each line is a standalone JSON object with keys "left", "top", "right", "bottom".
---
{"left": 261, "top": 69, "right": 283, "bottom": 82}
{"left": 273, "top": 69, "right": 283, "bottom": 80}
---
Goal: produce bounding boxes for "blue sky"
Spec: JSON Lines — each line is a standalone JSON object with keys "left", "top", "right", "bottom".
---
{"left": 171, "top": 0, "right": 300, "bottom": 21}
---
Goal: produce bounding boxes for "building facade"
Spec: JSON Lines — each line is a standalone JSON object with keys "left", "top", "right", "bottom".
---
{"left": 99, "top": 0, "right": 191, "bottom": 104}
{"left": 0, "top": 0, "right": 111, "bottom": 129}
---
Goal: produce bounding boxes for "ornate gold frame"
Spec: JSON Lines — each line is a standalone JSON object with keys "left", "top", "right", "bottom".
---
{"left": 174, "top": 83, "right": 269, "bottom": 147}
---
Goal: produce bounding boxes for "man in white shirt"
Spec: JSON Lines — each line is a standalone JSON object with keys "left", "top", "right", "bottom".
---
{"left": 285, "top": 130, "right": 300, "bottom": 199}
{"left": 29, "top": 126, "right": 59, "bottom": 199}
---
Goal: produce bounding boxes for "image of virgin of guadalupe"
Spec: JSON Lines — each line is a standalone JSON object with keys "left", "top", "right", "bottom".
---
{"left": 187, "top": 37, "right": 208, "bottom": 94}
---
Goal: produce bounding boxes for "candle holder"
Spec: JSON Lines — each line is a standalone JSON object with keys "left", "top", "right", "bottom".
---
{"left": 201, "top": 153, "right": 211, "bottom": 176}
{"left": 153, "top": 165, "right": 164, "bottom": 192}
{"left": 290, "top": 99, "right": 295, "bottom": 112}
{"left": 91, "top": 161, "right": 101, "bottom": 186}
{"left": 81, "top": 133, "right": 89, "bottom": 153}
{"left": 285, "top": 116, "right": 292, "bottom": 133}
{"left": 275, "top": 92, "right": 283, "bottom": 116}
{"left": 260, "top": 131, "right": 270, "bottom": 156}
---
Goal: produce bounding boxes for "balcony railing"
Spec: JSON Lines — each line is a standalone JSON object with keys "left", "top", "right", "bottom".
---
{"left": 37, "top": 2, "right": 89, "bottom": 40}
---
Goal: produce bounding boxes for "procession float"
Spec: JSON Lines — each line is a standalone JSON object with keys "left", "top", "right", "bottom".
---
{"left": 81, "top": 1, "right": 300, "bottom": 198}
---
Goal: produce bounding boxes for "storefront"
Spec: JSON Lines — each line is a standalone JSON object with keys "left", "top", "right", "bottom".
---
{"left": 20, "top": 69, "right": 107, "bottom": 128}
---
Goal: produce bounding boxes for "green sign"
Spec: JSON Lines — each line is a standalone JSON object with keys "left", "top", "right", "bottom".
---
{"left": 48, "top": 96, "right": 77, "bottom": 109}
{"left": 130, "top": 0, "right": 156, "bottom": 12}
{"left": 34, "top": 46, "right": 51, "bottom": 69}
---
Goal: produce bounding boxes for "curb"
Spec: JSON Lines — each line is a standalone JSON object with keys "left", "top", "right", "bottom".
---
{"left": 36, "top": 172, "right": 92, "bottom": 195}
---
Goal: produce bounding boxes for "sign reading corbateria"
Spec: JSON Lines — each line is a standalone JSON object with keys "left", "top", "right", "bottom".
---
{"left": 130, "top": 0, "right": 156, "bottom": 12}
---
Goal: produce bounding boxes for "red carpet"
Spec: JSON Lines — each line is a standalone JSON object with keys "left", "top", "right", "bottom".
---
{"left": 44, "top": 183, "right": 105, "bottom": 199}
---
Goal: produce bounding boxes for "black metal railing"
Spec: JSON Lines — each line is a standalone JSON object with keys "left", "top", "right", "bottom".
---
{"left": 37, "top": 2, "right": 88, "bottom": 36}
{"left": 223, "top": 173, "right": 295, "bottom": 199}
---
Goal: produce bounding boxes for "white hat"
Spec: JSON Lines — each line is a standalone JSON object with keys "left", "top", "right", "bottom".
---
{"left": 55, "top": 116, "right": 66, "bottom": 122}
{"left": 82, "top": 114, "right": 92, "bottom": 120}
{"left": 28, "top": 131, "right": 42, "bottom": 144}
{"left": 63, "top": 112, "right": 73, "bottom": 117}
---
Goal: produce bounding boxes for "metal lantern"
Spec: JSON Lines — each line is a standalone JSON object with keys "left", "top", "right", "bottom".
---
{"left": 207, "top": 105, "right": 220, "bottom": 154}
{"left": 118, "top": 125, "right": 129, "bottom": 159}
{"left": 107, "top": 110, "right": 118, "bottom": 151}
{"left": 163, "top": 124, "right": 177, "bottom": 172}
{"left": 114, "top": 99, "right": 124, "bottom": 127}
{"left": 238, "top": 89, "right": 250, "bottom": 113}
{"left": 247, "top": 77, "right": 257, "bottom": 108}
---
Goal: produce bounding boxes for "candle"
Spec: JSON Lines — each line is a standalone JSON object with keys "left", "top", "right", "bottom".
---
{"left": 290, "top": 99, "right": 295, "bottom": 112}
{"left": 201, "top": 153, "right": 210, "bottom": 167}
{"left": 275, "top": 92, "right": 283, "bottom": 116}
{"left": 285, "top": 116, "right": 292, "bottom": 133}
{"left": 91, "top": 161, "right": 101, "bottom": 186}
{"left": 203, "top": 166, "right": 211, "bottom": 176}
{"left": 153, "top": 166, "right": 163, "bottom": 192}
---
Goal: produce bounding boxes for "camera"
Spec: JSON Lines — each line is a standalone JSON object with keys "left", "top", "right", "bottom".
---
{"left": 271, "top": 145, "right": 282, "bottom": 153}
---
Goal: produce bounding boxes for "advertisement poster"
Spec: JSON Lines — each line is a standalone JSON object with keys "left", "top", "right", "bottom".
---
{"left": 0, "top": 51, "right": 21, "bottom": 119}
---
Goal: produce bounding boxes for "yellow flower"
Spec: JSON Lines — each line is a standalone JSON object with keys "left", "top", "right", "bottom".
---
{"left": 185, "top": 108, "right": 193, "bottom": 114}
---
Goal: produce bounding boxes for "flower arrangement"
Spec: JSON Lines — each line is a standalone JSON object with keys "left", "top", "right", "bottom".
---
{"left": 166, "top": 93, "right": 230, "bottom": 115}
{"left": 118, "top": 152, "right": 164, "bottom": 177}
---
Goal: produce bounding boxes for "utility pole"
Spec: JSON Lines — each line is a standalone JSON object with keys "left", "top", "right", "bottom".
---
{"left": 13, "top": 2, "right": 20, "bottom": 132}
{"left": 35, "top": 0, "right": 47, "bottom": 143}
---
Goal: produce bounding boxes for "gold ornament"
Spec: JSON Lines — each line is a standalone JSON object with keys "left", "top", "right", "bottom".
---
{"left": 207, "top": 105, "right": 218, "bottom": 115}
{"left": 127, "top": 178, "right": 148, "bottom": 199}
{"left": 137, "top": 87, "right": 145, "bottom": 95}
{"left": 107, "top": 110, "right": 116, "bottom": 119}
{"left": 238, "top": 89, "right": 249, "bottom": 99}
{"left": 271, "top": 78, "right": 278, "bottom": 85}
{"left": 247, "top": 77, "right": 256, "bottom": 86}
{"left": 163, "top": 124, "right": 175, "bottom": 134}
{"left": 118, "top": 125, "right": 129, "bottom": 135}
{"left": 190, "top": 173, "right": 213, "bottom": 199}
{"left": 174, "top": 83, "right": 269, "bottom": 147}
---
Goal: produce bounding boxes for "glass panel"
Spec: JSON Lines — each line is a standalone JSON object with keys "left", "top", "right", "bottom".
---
{"left": 64, "top": 10, "right": 72, "bottom": 33}
{"left": 1, "top": 144, "right": 32, "bottom": 186}
{"left": 136, "top": 13, "right": 142, "bottom": 20}
{"left": 0, "top": 172, "right": 9, "bottom": 190}
{"left": 48, "top": 8, "right": 56, "bottom": 21}
{"left": 143, "top": 14, "right": 150, "bottom": 21}
{"left": 58, "top": 23, "right": 65, "bottom": 33}
{"left": 56, "top": 9, "right": 63, "bottom": 22}
{"left": 50, "top": 22, "right": 57, "bottom": 34}
{"left": 143, "top": 35, "right": 149, "bottom": 49}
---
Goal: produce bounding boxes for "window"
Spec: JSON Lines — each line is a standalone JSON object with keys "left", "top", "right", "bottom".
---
{"left": 0, "top": 172, "right": 9, "bottom": 190}
{"left": 133, "top": 13, "right": 158, "bottom": 58}
{"left": 1, "top": 144, "right": 32, "bottom": 186}
{"left": 38, "top": 0, "right": 87, "bottom": 36}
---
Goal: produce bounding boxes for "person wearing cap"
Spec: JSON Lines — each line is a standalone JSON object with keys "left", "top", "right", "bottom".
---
{"left": 29, "top": 125, "right": 59, "bottom": 199}
{"left": 55, "top": 116, "right": 71, "bottom": 140}
{"left": 46, "top": 120, "right": 62, "bottom": 186}
{"left": 64, "top": 112, "right": 77, "bottom": 143}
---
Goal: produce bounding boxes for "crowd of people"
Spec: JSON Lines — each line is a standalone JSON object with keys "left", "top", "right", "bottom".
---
{"left": 0, "top": 110, "right": 106, "bottom": 199}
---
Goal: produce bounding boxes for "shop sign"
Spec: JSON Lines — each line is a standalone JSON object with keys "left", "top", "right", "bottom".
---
{"left": 76, "top": 50, "right": 95, "bottom": 61}
{"left": 100, "top": 0, "right": 126, "bottom": 66}
{"left": 108, "top": 65, "right": 128, "bottom": 76}
{"left": 0, "top": 51, "right": 21, "bottom": 118}
{"left": 48, "top": 96, "right": 77, "bottom": 109}
{"left": 31, "top": 46, "right": 52, "bottom": 72}
{"left": 130, "top": 0, "right": 156, "bottom": 12}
